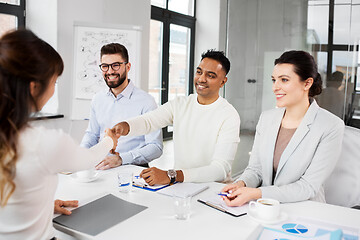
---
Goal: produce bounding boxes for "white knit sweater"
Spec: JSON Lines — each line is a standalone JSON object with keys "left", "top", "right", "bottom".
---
{"left": 127, "top": 94, "right": 240, "bottom": 182}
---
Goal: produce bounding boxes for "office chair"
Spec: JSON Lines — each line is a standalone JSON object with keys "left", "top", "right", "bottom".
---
{"left": 324, "top": 125, "right": 360, "bottom": 208}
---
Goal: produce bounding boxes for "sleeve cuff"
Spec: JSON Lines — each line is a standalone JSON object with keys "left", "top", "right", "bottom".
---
{"left": 119, "top": 152, "right": 134, "bottom": 165}
{"left": 181, "top": 169, "right": 193, "bottom": 182}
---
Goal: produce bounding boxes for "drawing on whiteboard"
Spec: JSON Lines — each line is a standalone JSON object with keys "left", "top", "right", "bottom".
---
{"left": 73, "top": 25, "right": 140, "bottom": 100}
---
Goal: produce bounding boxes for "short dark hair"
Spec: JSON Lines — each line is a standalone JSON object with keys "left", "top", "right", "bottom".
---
{"left": 100, "top": 43, "right": 129, "bottom": 62}
{"left": 274, "top": 50, "right": 322, "bottom": 97}
{"left": 201, "top": 49, "right": 230, "bottom": 75}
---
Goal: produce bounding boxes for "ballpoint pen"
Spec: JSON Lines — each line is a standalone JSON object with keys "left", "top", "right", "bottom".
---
{"left": 217, "top": 192, "right": 231, "bottom": 197}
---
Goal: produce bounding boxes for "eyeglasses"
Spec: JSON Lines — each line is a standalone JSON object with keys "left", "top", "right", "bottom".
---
{"left": 99, "top": 62, "right": 127, "bottom": 72}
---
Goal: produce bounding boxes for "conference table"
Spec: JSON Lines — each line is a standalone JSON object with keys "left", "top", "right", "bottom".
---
{"left": 54, "top": 165, "right": 360, "bottom": 240}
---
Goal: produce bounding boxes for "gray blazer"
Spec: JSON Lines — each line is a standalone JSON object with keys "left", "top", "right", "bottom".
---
{"left": 238, "top": 99, "right": 344, "bottom": 203}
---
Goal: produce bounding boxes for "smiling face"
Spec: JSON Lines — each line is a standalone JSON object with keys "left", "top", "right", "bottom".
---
{"left": 271, "top": 63, "right": 312, "bottom": 108}
{"left": 194, "top": 58, "right": 227, "bottom": 105}
{"left": 101, "top": 54, "right": 130, "bottom": 95}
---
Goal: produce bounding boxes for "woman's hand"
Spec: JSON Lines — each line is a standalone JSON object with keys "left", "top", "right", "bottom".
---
{"left": 222, "top": 187, "right": 262, "bottom": 207}
{"left": 221, "top": 180, "right": 246, "bottom": 194}
{"left": 104, "top": 128, "right": 118, "bottom": 152}
{"left": 54, "top": 199, "right": 78, "bottom": 215}
{"left": 96, "top": 154, "right": 122, "bottom": 170}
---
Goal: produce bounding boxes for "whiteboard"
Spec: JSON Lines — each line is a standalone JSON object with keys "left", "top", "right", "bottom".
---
{"left": 73, "top": 23, "right": 141, "bottom": 100}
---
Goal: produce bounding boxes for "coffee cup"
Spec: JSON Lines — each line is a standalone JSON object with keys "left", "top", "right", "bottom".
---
{"left": 76, "top": 169, "right": 97, "bottom": 180}
{"left": 249, "top": 198, "right": 280, "bottom": 221}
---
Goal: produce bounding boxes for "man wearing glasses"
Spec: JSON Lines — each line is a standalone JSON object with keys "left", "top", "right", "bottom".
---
{"left": 81, "top": 43, "right": 163, "bottom": 169}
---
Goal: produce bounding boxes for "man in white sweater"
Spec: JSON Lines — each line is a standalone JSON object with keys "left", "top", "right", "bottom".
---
{"left": 113, "top": 50, "right": 240, "bottom": 185}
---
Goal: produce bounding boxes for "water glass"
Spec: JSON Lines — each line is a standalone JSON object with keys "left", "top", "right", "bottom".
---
{"left": 117, "top": 171, "right": 133, "bottom": 193}
{"left": 173, "top": 195, "right": 191, "bottom": 220}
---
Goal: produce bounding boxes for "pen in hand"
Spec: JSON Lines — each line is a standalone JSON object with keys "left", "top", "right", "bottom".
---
{"left": 218, "top": 191, "right": 236, "bottom": 200}
{"left": 133, "top": 175, "right": 149, "bottom": 188}
{"left": 218, "top": 192, "right": 231, "bottom": 197}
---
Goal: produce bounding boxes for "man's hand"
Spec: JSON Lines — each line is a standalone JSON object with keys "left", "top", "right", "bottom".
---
{"left": 140, "top": 167, "right": 170, "bottom": 185}
{"left": 96, "top": 154, "right": 122, "bottom": 170}
{"left": 112, "top": 122, "right": 130, "bottom": 139}
{"left": 54, "top": 199, "right": 78, "bottom": 215}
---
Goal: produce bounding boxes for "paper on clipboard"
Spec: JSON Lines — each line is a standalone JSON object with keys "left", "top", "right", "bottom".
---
{"left": 132, "top": 177, "right": 172, "bottom": 191}
{"left": 198, "top": 193, "right": 248, "bottom": 217}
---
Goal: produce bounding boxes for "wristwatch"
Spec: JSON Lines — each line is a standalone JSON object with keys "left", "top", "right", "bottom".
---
{"left": 167, "top": 169, "right": 177, "bottom": 184}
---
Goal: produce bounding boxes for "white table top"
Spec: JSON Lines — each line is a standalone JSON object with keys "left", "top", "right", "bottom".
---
{"left": 54, "top": 165, "right": 360, "bottom": 240}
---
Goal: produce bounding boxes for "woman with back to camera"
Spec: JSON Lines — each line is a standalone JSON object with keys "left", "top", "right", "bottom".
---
{"left": 222, "top": 50, "right": 344, "bottom": 207}
{"left": 0, "top": 29, "right": 118, "bottom": 239}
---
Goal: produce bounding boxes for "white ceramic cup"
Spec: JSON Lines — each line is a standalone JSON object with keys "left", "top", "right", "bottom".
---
{"left": 117, "top": 171, "right": 133, "bottom": 193}
{"left": 173, "top": 195, "right": 191, "bottom": 220}
{"left": 249, "top": 198, "right": 280, "bottom": 221}
{"left": 76, "top": 169, "right": 97, "bottom": 180}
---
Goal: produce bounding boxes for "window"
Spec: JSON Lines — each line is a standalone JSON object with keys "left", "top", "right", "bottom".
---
{"left": 308, "top": 0, "right": 359, "bottom": 123}
{"left": 149, "top": 0, "right": 196, "bottom": 139}
{"left": 0, "top": 0, "right": 25, "bottom": 37}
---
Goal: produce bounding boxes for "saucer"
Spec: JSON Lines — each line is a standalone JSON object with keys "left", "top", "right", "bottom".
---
{"left": 248, "top": 210, "right": 287, "bottom": 225}
{"left": 71, "top": 172, "right": 99, "bottom": 183}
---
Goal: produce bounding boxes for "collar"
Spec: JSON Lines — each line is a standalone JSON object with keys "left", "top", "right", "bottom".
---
{"left": 300, "top": 97, "right": 320, "bottom": 127}
{"left": 106, "top": 80, "right": 134, "bottom": 100}
{"left": 277, "top": 97, "right": 319, "bottom": 127}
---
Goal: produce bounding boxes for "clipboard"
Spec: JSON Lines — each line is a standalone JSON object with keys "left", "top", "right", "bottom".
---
{"left": 197, "top": 195, "right": 248, "bottom": 217}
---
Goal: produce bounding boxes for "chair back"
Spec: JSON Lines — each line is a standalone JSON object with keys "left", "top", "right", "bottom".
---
{"left": 324, "top": 126, "right": 360, "bottom": 208}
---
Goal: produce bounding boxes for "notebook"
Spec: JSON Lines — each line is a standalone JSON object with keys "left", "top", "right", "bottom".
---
{"left": 53, "top": 194, "right": 147, "bottom": 236}
{"left": 157, "top": 182, "right": 209, "bottom": 197}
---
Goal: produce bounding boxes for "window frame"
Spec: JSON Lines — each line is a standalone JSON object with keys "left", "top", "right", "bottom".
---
{"left": 0, "top": 0, "right": 26, "bottom": 31}
{"left": 151, "top": 1, "right": 196, "bottom": 139}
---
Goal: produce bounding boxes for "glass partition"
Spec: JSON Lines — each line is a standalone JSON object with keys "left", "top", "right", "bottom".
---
{"left": 225, "top": 0, "right": 360, "bottom": 176}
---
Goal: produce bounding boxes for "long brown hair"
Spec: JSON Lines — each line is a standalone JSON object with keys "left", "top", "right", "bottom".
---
{"left": 0, "top": 29, "right": 63, "bottom": 206}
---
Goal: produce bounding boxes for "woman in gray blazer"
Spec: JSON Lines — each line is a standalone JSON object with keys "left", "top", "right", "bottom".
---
{"left": 222, "top": 50, "right": 344, "bottom": 206}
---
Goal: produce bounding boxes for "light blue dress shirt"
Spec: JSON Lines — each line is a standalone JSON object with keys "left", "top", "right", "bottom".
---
{"left": 80, "top": 81, "right": 163, "bottom": 165}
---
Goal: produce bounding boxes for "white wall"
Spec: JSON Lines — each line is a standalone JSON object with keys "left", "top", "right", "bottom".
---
{"left": 26, "top": 0, "right": 151, "bottom": 142}
{"left": 194, "top": 0, "right": 223, "bottom": 68}
{"left": 26, "top": 0, "right": 57, "bottom": 48}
